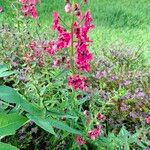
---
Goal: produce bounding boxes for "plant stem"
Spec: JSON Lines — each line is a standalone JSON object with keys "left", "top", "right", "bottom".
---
{"left": 70, "top": 9, "right": 75, "bottom": 74}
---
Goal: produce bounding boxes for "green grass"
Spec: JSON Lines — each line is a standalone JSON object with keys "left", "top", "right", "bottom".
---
{"left": 0, "top": 0, "right": 150, "bottom": 63}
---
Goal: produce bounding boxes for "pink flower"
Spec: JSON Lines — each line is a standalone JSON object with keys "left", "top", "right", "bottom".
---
{"left": 66, "top": 57, "right": 71, "bottom": 69}
{"left": 30, "top": 5, "right": 38, "bottom": 19}
{"left": 49, "top": 12, "right": 71, "bottom": 54}
{"left": 56, "top": 32, "right": 71, "bottom": 49}
{"left": 26, "top": 41, "right": 44, "bottom": 67}
{"left": 75, "top": 43, "right": 92, "bottom": 72}
{"left": 30, "top": 0, "right": 36, "bottom": 5}
{"left": 75, "top": 136, "right": 86, "bottom": 145}
{"left": 65, "top": 3, "right": 72, "bottom": 13}
{"left": 53, "top": 59, "right": 60, "bottom": 67}
{"left": 73, "top": 11, "right": 94, "bottom": 72}
{"left": 146, "top": 116, "right": 150, "bottom": 124}
{"left": 74, "top": 3, "right": 82, "bottom": 21}
{"left": 20, "top": 0, "right": 28, "bottom": 3}
{"left": 20, "top": 0, "right": 38, "bottom": 19}
{"left": 68, "top": 75, "right": 87, "bottom": 90}
{"left": 88, "top": 125, "right": 101, "bottom": 140}
{"left": 52, "top": 12, "right": 59, "bottom": 30}
{"left": 83, "top": 110, "right": 90, "bottom": 117}
{"left": 52, "top": 12, "right": 65, "bottom": 33}
{"left": 97, "top": 113, "right": 105, "bottom": 121}
{"left": 42, "top": 41, "right": 57, "bottom": 56}
{"left": 0, "top": 7, "right": 3, "bottom": 13}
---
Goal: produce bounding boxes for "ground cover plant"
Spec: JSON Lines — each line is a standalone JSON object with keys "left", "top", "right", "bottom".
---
{"left": 0, "top": 0, "right": 150, "bottom": 150}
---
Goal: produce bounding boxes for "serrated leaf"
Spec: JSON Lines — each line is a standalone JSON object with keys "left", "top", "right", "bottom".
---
{"left": 0, "top": 113, "right": 28, "bottom": 136}
{"left": 0, "top": 86, "right": 42, "bottom": 115}
{"left": 0, "top": 142, "right": 19, "bottom": 150}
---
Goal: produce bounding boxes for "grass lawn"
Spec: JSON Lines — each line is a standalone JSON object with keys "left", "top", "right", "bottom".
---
{"left": 0, "top": 0, "right": 150, "bottom": 63}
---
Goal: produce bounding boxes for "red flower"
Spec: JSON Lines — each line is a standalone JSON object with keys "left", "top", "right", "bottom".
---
{"left": 75, "top": 136, "right": 86, "bottom": 145}
{"left": 68, "top": 75, "right": 87, "bottom": 90}
{"left": 146, "top": 116, "right": 150, "bottom": 124}
{"left": 88, "top": 125, "right": 101, "bottom": 140}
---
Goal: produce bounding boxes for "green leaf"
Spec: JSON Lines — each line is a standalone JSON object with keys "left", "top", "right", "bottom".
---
{"left": 0, "top": 65, "right": 14, "bottom": 78}
{"left": 118, "top": 126, "right": 130, "bottom": 139}
{"left": 0, "top": 71, "right": 15, "bottom": 78}
{"left": 0, "top": 86, "right": 42, "bottom": 115}
{"left": 128, "top": 133, "right": 139, "bottom": 144}
{"left": 49, "top": 118, "right": 82, "bottom": 135}
{"left": 118, "top": 126, "right": 130, "bottom": 150}
{"left": 26, "top": 114, "right": 56, "bottom": 136}
{"left": 0, "top": 65, "right": 8, "bottom": 73}
{"left": 0, "top": 142, "right": 19, "bottom": 150}
{"left": 0, "top": 113, "right": 28, "bottom": 136}
{"left": 27, "top": 114, "right": 82, "bottom": 135}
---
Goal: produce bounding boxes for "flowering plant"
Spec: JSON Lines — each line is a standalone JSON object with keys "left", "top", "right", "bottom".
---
{"left": 0, "top": 0, "right": 150, "bottom": 149}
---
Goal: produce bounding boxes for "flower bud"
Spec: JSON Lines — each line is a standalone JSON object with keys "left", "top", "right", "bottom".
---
{"left": 64, "top": 3, "right": 72, "bottom": 13}
{"left": 82, "top": 0, "right": 88, "bottom": 4}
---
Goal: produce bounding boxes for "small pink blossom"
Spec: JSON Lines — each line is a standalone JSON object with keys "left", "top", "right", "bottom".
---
{"left": 65, "top": 3, "right": 72, "bottom": 13}
{"left": 53, "top": 59, "right": 60, "bottom": 67}
{"left": 0, "top": 7, "right": 3, "bottom": 13}
{"left": 75, "top": 136, "right": 86, "bottom": 145}
{"left": 88, "top": 125, "right": 101, "bottom": 140}
{"left": 20, "top": 0, "right": 38, "bottom": 19}
{"left": 97, "top": 113, "right": 105, "bottom": 121}
{"left": 146, "top": 116, "right": 150, "bottom": 124}
{"left": 83, "top": 110, "right": 90, "bottom": 117}
{"left": 66, "top": 57, "right": 71, "bottom": 69}
{"left": 74, "top": 3, "right": 82, "bottom": 21}
{"left": 68, "top": 75, "right": 87, "bottom": 90}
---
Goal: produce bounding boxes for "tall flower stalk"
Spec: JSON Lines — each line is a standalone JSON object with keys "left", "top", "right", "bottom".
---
{"left": 41, "top": 0, "right": 94, "bottom": 91}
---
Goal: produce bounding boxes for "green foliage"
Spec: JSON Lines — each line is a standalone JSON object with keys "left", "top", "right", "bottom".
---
{"left": 0, "top": 142, "right": 19, "bottom": 150}
{"left": 0, "top": 86, "right": 81, "bottom": 136}
{"left": 0, "top": 0, "right": 150, "bottom": 149}
{"left": 0, "top": 86, "right": 42, "bottom": 115}
{"left": 0, "top": 65, "right": 15, "bottom": 78}
{"left": 0, "top": 113, "right": 28, "bottom": 137}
